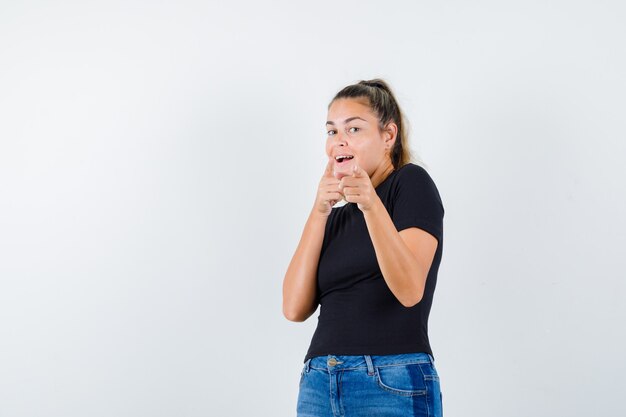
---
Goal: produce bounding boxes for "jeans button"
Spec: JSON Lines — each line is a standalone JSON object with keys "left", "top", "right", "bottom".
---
{"left": 327, "top": 357, "right": 338, "bottom": 366}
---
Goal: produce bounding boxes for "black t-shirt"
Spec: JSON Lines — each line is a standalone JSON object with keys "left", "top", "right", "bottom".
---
{"left": 304, "top": 162, "right": 445, "bottom": 363}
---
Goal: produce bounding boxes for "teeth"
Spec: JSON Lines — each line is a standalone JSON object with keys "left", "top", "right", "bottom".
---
{"left": 335, "top": 155, "right": 354, "bottom": 160}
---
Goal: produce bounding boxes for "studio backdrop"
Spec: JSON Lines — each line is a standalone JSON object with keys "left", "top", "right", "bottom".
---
{"left": 0, "top": 1, "right": 624, "bottom": 416}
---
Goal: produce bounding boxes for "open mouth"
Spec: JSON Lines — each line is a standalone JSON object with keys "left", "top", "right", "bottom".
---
{"left": 335, "top": 155, "right": 354, "bottom": 165}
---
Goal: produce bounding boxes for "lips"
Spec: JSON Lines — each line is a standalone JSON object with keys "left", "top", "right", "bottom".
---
{"left": 334, "top": 153, "right": 354, "bottom": 164}
{"left": 335, "top": 155, "right": 354, "bottom": 164}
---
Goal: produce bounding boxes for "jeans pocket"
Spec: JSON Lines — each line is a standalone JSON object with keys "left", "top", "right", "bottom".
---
{"left": 423, "top": 362, "right": 440, "bottom": 382}
{"left": 375, "top": 363, "right": 428, "bottom": 397}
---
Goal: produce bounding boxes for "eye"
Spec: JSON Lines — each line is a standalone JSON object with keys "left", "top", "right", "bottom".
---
{"left": 348, "top": 127, "right": 360, "bottom": 133}
{"left": 327, "top": 130, "right": 336, "bottom": 136}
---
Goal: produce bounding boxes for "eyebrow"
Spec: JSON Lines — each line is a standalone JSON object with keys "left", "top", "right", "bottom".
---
{"left": 325, "top": 116, "right": 367, "bottom": 126}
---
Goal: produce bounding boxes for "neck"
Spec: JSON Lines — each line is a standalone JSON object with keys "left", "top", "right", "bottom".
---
{"left": 370, "top": 162, "right": 395, "bottom": 189}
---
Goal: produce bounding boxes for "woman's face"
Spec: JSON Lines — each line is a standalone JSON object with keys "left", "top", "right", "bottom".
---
{"left": 325, "top": 97, "right": 395, "bottom": 179}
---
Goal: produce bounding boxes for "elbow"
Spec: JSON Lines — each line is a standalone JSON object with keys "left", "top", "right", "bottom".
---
{"left": 399, "top": 290, "right": 424, "bottom": 308}
{"left": 283, "top": 310, "right": 306, "bottom": 322}
{"left": 282, "top": 305, "right": 310, "bottom": 322}
{"left": 400, "top": 297, "right": 422, "bottom": 308}
{"left": 398, "top": 274, "right": 426, "bottom": 307}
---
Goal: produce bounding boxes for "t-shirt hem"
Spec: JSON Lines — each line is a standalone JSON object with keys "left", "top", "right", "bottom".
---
{"left": 304, "top": 344, "right": 433, "bottom": 362}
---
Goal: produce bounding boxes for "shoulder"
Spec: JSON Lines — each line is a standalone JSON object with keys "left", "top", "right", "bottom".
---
{"left": 394, "top": 163, "right": 444, "bottom": 210}
{"left": 396, "top": 163, "right": 438, "bottom": 189}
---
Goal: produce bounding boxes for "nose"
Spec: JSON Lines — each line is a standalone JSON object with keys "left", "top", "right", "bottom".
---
{"left": 331, "top": 131, "right": 348, "bottom": 145}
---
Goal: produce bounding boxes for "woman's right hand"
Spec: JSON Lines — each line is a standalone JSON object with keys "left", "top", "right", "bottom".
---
{"left": 314, "top": 157, "right": 344, "bottom": 217}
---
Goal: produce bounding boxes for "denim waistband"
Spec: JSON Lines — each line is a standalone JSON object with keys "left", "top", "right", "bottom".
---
{"left": 304, "top": 352, "right": 434, "bottom": 375}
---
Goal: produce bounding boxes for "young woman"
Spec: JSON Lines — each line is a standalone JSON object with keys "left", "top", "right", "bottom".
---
{"left": 282, "top": 79, "right": 445, "bottom": 417}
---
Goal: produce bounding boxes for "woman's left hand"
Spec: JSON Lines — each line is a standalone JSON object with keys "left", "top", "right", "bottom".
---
{"left": 338, "top": 164, "right": 381, "bottom": 212}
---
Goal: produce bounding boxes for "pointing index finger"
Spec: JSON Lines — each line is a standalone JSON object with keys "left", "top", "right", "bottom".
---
{"left": 325, "top": 157, "right": 335, "bottom": 177}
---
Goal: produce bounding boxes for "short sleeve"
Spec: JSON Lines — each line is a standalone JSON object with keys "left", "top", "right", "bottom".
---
{"left": 391, "top": 164, "right": 444, "bottom": 243}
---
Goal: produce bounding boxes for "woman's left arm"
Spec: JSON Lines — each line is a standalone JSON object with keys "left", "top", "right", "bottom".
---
{"left": 340, "top": 164, "right": 439, "bottom": 307}
{"left": 363, "top": 198, "right": 438, "bottom": 307}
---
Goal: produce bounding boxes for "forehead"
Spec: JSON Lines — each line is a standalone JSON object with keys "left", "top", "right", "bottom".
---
{"left": 327, "top": 98, "right": 375, "bottom": 121}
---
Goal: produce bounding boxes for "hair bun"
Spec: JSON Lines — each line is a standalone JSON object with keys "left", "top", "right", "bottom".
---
{"left": 359, "top": 79, "right": 389, "bottom": 91}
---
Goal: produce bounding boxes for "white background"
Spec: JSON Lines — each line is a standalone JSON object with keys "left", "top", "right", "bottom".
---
{"left": 1, "top": 1, "right": 625, "bottom": 416}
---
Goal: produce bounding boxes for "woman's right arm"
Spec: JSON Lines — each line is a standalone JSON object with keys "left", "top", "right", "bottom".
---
{"left": 282, "top": 158, "right": 343, "bottom": 322}
{"left": 281, "top": 208, "right": 328, "bottom": 322}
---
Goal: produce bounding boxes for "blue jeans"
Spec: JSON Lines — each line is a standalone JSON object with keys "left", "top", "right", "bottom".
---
{"left": 297, "top": 352, "right": 443, "bottom": 417}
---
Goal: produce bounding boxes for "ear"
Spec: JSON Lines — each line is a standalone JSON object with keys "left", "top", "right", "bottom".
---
{"left": 383, "top": 121, "right": 398, "bottom": 148}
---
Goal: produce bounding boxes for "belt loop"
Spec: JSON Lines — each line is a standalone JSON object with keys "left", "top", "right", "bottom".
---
{"left": 364, "top": 355, "right": 375, "bottom": 376}
{"left": 304, "top": 358, "right": 311, "bottom": 373}
{"left": 428, "top": 353, "right": 435, "bottom": 365}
